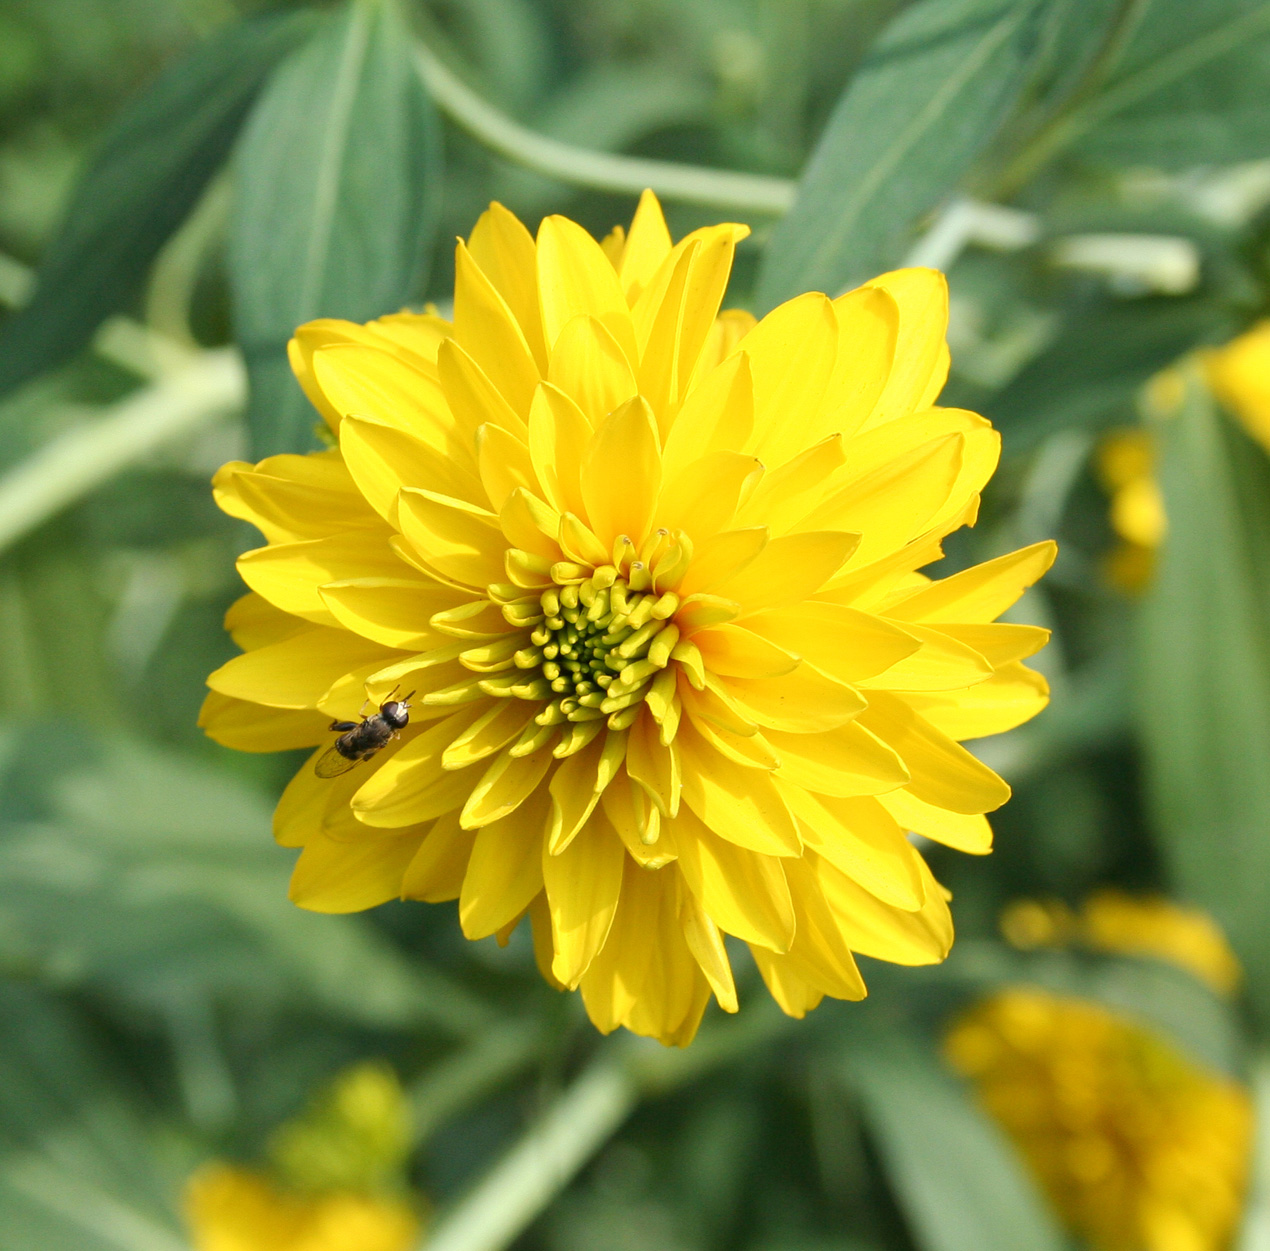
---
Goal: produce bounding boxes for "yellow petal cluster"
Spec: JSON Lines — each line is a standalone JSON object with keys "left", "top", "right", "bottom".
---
{"left": 203, "top": 191, "right": 1054, "bottom": 1045}
{"left": 946, "top": 989, "right": 1252, "bottom": 1251}
{"left": 1205, "top": 318, "right": 1270, "bottom": 450}
{"left": 1000, "top": 890, "right": 1241, "bottom": 996}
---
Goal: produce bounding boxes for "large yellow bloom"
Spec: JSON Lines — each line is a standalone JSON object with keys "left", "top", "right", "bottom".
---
{"left": 203, "top": 191, "right": 1054, "bottom": 1045}
{"left": 946, "top": 990, "right": 1252, "bottom": 1251}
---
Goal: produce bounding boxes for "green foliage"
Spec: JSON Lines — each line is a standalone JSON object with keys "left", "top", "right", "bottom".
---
{"left": 2, "top": 0, "right": 1270, "bottom": 1249}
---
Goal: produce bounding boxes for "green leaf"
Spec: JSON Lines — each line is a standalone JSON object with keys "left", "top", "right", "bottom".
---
{"left": 0, "top": 11, "right": 314, "bottom": 400}
{"left": 231, "top": 0, "right": 442, "bottom": 457}
{"left": 1138, "top": 375, "right": 1270, "bottom": 1027}
{"left": 848, "top": 1032, "right": 1066, "bottom": 1251}
{"left": 756, "top": 0, "right": 1048, "bottom": 308}
{"left": 0, "top": 983, "right": 186, "bottom": 1251}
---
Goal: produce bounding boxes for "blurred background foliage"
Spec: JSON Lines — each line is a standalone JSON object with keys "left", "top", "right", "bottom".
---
{"left": 2, "top": 0, "right": 1270, "bottom": 1249}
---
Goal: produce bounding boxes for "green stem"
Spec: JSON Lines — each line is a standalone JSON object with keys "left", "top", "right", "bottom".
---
{"left": 0, "top": 349, "right": 244, "bottom": 555}
{"left": 411, "top": 42, "right": 796, "bottom": 216}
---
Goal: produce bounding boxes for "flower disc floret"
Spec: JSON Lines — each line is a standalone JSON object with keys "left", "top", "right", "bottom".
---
{"left": 203, "top": 190, "right": 1056, "bottom": 1046}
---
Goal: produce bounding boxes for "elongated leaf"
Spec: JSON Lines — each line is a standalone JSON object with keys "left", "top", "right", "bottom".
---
{"left": 231, "top": 0, "right": 442, "bottom": 457}
{"left": 0, "top": 983, "right": 186, "bottom": 1251}
{"left": 756, "top": 0, "right": 1048, "bottom": 307}
{"left": 1139, "top": 375, "right": 1270, "bottom": 1027}
{"left": 848, "top": 1032, "right": 1066, "bottom": 1251}
{"left": 0, "top": 11, "right": 314, "bottom": 399}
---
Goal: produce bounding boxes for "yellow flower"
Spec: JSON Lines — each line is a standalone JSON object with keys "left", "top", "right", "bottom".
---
{"left": 946, "top": 989, "right": 1252, "bottom": 1251}
{"left": 185, "top": 1064, "right": 420, "bottom": 1251}
{"left": 1001, "top": 890, "right": 1241, "bottom": 997}
{"left": 186, "top": 1166, "right": 419, "bottom": 1251}
{"left": 1205, "top": 318, "right": 1270, "bottom": 450}
{"left": 202, "top": 190, "right": 1055, "bottom": 1045}
{"left": 1096, "top": 428, "right": 1165, "bottom": 593}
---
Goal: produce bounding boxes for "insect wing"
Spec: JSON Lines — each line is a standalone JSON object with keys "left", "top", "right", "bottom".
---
{"left": 314, "top": 743, "right": 359, "bottom": 778}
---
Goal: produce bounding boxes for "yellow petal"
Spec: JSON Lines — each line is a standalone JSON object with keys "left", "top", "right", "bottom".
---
{"left": 883, "top": 541, "right": 1058, "bottom": 624}
{"left": 696, "top": 308, "right": 756, "bottom": 376}
{"left": 442, "top": 699, "right": 538, "bottom": 770}
{"left": 468, "top": 201, "right": 547, "bottom": 371}
{"left": 546, "top": 314, "right": 638, "bottom": 426}
{"left": 460, "top": 745, "right": 554, "bottom": 828}
{"left": 778, "top": 857, "right": 869, "bottom": 1000}
{"left": 859, "top": 267, "right": 949, "bottom": 429}
{"left": 237, "top": 534, "right": 410, "bottom": 626}
{"left": 678, "top": 721, "right": 801, "bottom": 855}
{"left": 878, "top": 787, "right": 992, "bottom": 854}
{"left": 767, "top": 721, "right": 909, "bottom": 797}
{"left": 661, "top": 351, "right": 754, "bottom": 479}
{"left": 733, "top": 434, "right": 847, "bottom": 534}
{"left": 626, "top": 708, "right": 681, "bottom": 816}
{"left": 632, "top": 240, "right": 698, "bottom": 426}
{"left": 436, "top": 336, "right": 528, "bottom": 440}
{"left": 499, "top": 487, "right": 563, "bottom": 563}
{"left": 858, "top": 691, "right": 1010, "bottom": 814}
{"left": 746, "top": 601, "right": 919, "bottom": 683}
{"left": 670, "top": 807, "right": 795, "bottom": 951}
{"left": 720, "top": 662, "right": 866, "bottom": 733}
{"left": 198, "top": 691, "right": 328, "bottom": 752}
{"left": 453, "top": 239, "right": 541, "bottom": 418}
{"left": 658, "top": 450, "right": 761, "bottom": 541}
{"left": 679, "top": 888, "right": 738, "bottom": 1013}
{"left": 925, "top": 622, "right": 1050, "bottom": 666}
{"left": 776, "top": 783, "right": 924, "bottom": 910}
{"left": 207, "top": 625, "right": 400, "bottom": 709}
{"left": 600, "top": 773, "right": 675, "bottom": 868}
{"left": 537, "top": 214, "right": 637, "bottom": 363}
{"left": 580, "top": 395, "right": 662, "bottom": 548}
{"left": 528, "top": 382, "right": 591, "bottom": 518}
{"left": 750, "top": 946, "right": 824, "bottom": 1018}
{"left": 224, "top": 592, "right": 311, "bottom": 650}
{"left": 543, "top": 818, "right": 624, "bottom": 987}
{"left": 396, "top": 489, "right": 505, "bottom": 588}
{"left": 476, "top": 422, "right": 536, "bottom": 511}
{"left": 715, "top": 531, "right": 859, "bottom": 615}
{"left": 694, "top": 623, "right": 799, "bottom": 679}
{"left": 856, "top": 620, "right": 994, "bottom": 692}
{"left": 401, "top": 811, "right": 475, "bottom": 901}
{"left": 579, "top": 854, "right": 660, "bottom": 1032}
{"left": 618, "top": 188, "right": 673, "bottom": 302}
{"left": 547, "top": 733, "right": 610, "bottom": 853}
{"left": 820, "top": 285, "right": 898, "bottom": 440}
{"left": 903, "top": 662, "right": 1049, "bottom": 740}
{"left": 290, "top": 827, "right": 424, "bottom": 913}
{"left": 678, "top": 527, "right": 768, "bottom": 599}
{"left": 459, "top": 788, "right": 548, "bottom": 938}
{"left": 319, "top": 577, "right": 459, "bottom": 650}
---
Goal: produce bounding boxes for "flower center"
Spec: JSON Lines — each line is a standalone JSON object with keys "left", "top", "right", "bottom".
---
{"left": 517, "top": 563, "right": 681, "bottom": 731}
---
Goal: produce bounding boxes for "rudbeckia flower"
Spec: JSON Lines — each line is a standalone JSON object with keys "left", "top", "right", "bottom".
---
{"left": 203, "top": 191, "right": 1054, "bottom": 1045}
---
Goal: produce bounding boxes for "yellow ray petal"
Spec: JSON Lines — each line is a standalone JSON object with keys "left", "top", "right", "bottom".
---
{"left": 543, "top": 817, "right": 624, "bottom": 987}
{"left": 714, "top": 531, "right": 859, "bottom": 616}
{"left": 632, "top": 239, "right": 698, "bottom": 427}
{"left": 580, "top": 396, "right": 662, "bottom": 548}
{"left": 290, "top": 827, "right": 424, "bottom": 913}
{"left": 858, "top": 691, "right": 1010, "bottom": 815}
{"left": 527, "top": 382, "right": 592, "bottom": 519}
{"left": 396, "top": 489, "right": 505, "bottom": 588}
{"left": 626, "top": 707, "right": 681, "bottom": 816}
{"left": 224, "top": 592, "right": 310, "bottom": 650}
{"left": 476, "top": 423, "right": 536, "bottom": 511}
{"left": 537, "top": 214, "right": 638, "bottom": 363}
{"left": 546, "top": 314, "right": 638, "bottom": 426}
{"left": 207, "top": 625, "right": 401, "bottom": 709}
{"left": 624, "top": 887, "right": 708, "bottom": 1045}
{"left": 721, "top": 662, "right": 867, "bottom": 734}
{"left": 779, "top": 857, "right": 869, "bottom": 999}
{"left": 436, "top": 336, "right": 529, "bottom": 444}
{"left": 883, "top": 541, "right": 1058, "bottom": 624}
{"left": 820, "top": 285, "right": 898, "bottom": 440}
{"left": 319, "top": 578, "right": 459, "bottom": 650}
{"left": 237, "top": 534, "right": 410, "bottom": 626}
{"left": 733, "top": 434, "right": 847, "bottom": 534}
{"left": 618, "top": 188, "right": 673, "bottom": 303}
{"left": 766, "top": 720, "right": 909, "bottom": 798}
{"left": 696, "top": 308, "right": 756, "bottom": 376}
{"left": 401, "top": 811, "right": 475, "bottom": 901}
{"left": 670, "top": 807, "right": 795, "bottom": 951}
{"left": 878, "top": 787, "right": 992, "bottom": 854}
{"left": 600, "top": 773, "right": 676, "bottom": 868}
{"left": 459, "top": 787, "right": 549, "bottom": 938}
{"left": 856, "top": 620, "right": 994, "bottom": 692}
{"left": 903, "top": 662, "right": 1049, "bottom": 740}
{"left": 661, "top": 351, "right": 754, "bottom": 479}
{"left": 677, "top": 721, "right": 801, "bottom": 855}
{"left": 678, "top": 527, "right": 768, "bottom": 599}
{"left": 776, "top": 783, "right": 924, "bottom": 910}
{"left": 547, "top": 733, "right": 611, "bottom": 853}
{"left": 579, "top": 855, "right": 661, "bottom": 1032}
{"left": 746, "top": 601, "right": 919, "bottom": 684}
{"left": 926, "top": 622, "right": 1050, "bottom": 666}
{"left": 442, "top": 699, "right": 539, "bottom": 770}
{"left": 812, "top": 850, "right": 951, "bottom": 965}
{"left": 362, "top": 309, "right": 451, "bottom": 365}
{"left": 199, "top": 691, "right": 328, "bottom": 753}
{"left": 750, "top": 946, "right": 824, "bottom": 1018}
{"left": 694, "top": 623, "right": 799, "bottom": 679}
{"left": 460, "top": 744, "right": 554, "bottom": 828}
{"left": 468, "top": 201, "right": 548, "bottom": 370}
{"left": 658, "top": 450, "right": 762, "bottom": 541}
{"left": 499, "top": 487, "right": 563, "bottom": 563}
{"left": 453, "top": 239, "right": 541, "bottom": 418}
{"left": 859, "top": 268, "right": 949, "bottom": 430}
{"left": 679, "top": 887, "right": 738, "bottom": 1013}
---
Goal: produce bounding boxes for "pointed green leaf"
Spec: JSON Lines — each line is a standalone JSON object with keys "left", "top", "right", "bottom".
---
{"left": 231, "top": 0, "right": 442, "bottom": 457}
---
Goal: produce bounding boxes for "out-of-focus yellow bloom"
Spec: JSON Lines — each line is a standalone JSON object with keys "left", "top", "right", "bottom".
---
{"left": 185, "top": 1063, "right": 421, "bottom": 1251}
{"left": 1096, "top": 428, "right": 1164, "bottom": 593}
{"left": 1205, "top": 319, "right": 1270, "bottom": 450}
{"left": 202, "top": 190, "right": 1056, "bottom": 1045}
{"left": 1000, "top": 890, "right": 1241, "bottom": 997}
{"left": 186, "top": 1166, "right": 419, "bottom": 1251}
{"left": 946, "top": 988, "right": 1252, "bottom": 1251}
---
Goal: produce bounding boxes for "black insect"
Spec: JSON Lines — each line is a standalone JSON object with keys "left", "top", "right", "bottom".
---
{"left": 314, "top": 690, "right": 415, "bottom": 778}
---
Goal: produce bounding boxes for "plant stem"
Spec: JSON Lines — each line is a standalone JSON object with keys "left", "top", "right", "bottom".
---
{"left": 0, "top": 349, "right": 244, "bottom": 555}
{"left": 411, "top": 42, "right": 796, "bottom": 217}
